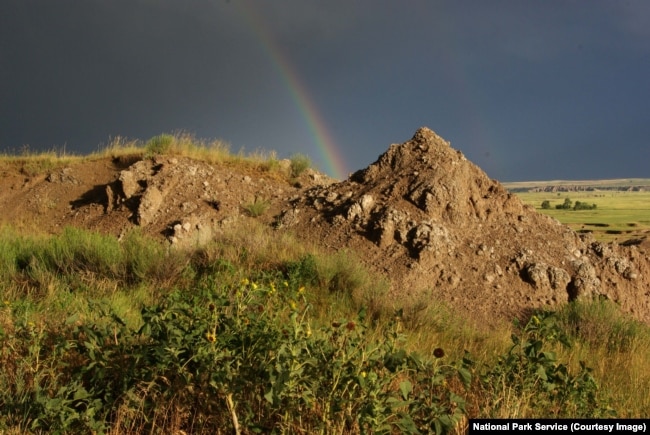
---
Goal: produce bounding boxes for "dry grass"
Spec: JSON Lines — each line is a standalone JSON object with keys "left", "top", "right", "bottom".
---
{"left": 0, "top": 132, "right": 289, "bottom": 179}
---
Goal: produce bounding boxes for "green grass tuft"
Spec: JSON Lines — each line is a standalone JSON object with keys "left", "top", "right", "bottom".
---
{"left": 289, "top": 153, "right": 311, "bottom": 177}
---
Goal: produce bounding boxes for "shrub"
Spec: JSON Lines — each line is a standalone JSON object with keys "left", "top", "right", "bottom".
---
{"left": 289, "top": 153, "right": 311, "bottom": 177}
{"left": 0, "top": 277, "right": 472, "bottom": 433}
{"left": 556, "top": 299, "right": 646, "bottom": 353}
{"left": 541, "top": 200, "right": 551, "bottom": 209}
{"left": 556, "top": 198, "right": 573, "bottom": 210}
{"left": 573, "top": 201, "right": 597, "bottom": 210}
{"left": 144, "top": 134, "right": 174, "bottom": 157}
{"left": 479, "top": 311, "right": 614, "bottom": 418}
{"left": 243, "top": 197, "right": 270, "bottom": 217}
{"left": 285, "top": 254, "right": 319, "bottom": 287}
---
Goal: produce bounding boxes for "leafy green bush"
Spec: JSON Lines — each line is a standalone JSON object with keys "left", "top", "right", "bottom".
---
{"left": 285, "top": 254, "right": 319, "bottom": 287}
{"left": 556, "top": 198, "right": 573, "bottom": 210}
{"left": 573, "top": 201, "right": 597, "bottom": 210}
{"left": 479, "top": 311, "right": 614, "bottom": 418}
{"left": 0, "top": 302, "right": 108, "bottom": 433}
{"left": 0, "top": 276, "right": 472, "bottom": 433}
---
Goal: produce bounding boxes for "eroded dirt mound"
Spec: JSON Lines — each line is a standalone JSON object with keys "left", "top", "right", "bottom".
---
{"left": 0, "top": 154, "right": 335, "bottom": 248}
{"left": 1, "top": 128, "right": 648, "bottom": 325}
{"left": 280, "top": 128, "right": 650, "bottom": 325}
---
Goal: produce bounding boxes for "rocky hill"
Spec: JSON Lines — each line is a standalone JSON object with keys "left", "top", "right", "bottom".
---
{"left": 1, "top": 127, "right": 648, "bottom": 325}
{"left": 277, "top": 128, "right": 650, "bottom": 324}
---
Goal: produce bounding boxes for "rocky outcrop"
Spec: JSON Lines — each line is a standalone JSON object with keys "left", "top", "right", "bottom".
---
{"left": 282, "top": 127, "right": 650, "bottom": 325}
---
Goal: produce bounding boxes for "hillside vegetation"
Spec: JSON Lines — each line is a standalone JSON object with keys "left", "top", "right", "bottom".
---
{"left": 1, "top": 135, "right": 649, "bottom": 433}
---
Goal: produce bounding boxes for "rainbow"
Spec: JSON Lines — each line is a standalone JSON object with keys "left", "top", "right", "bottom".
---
{"left": 237, "top": 1, "right": 348, "bottom": 180}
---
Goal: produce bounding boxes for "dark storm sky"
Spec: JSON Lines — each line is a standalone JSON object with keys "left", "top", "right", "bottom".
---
{"left": 1, "top": 0, "right": 649, "bottom": 181}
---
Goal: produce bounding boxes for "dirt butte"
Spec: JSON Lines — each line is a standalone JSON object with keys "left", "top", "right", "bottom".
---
{"left": 1, "top": 127, "right": 648, "bottom": 325}
{"left": 281, "top": 128, "right": 650, "bottom": 325}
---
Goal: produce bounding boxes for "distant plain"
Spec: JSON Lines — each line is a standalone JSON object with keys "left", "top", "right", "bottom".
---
{"left": 504, "top": 179, "right": 650, "bottom": 243}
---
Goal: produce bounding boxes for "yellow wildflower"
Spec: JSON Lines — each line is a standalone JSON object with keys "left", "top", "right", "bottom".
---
{"left": 298, "top": 286, "right": 305, "bottom": 295}
{"left": 289, "top": 300, "right": 297, "bottom": 310}
{"left": 241, "top": 278, "right": 249, "bottom": 286}
{"left": 283, "top": 281, "right": 289, "bottom": 287}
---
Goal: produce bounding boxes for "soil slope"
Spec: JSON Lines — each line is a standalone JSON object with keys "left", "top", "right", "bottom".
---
{"left": 1, "top": 128, "right": 648, "bottom": 325}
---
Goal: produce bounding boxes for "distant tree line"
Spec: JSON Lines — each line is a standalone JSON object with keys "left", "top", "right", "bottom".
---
{"left": 541, "top": 198, "right": 597, "bottom": 211}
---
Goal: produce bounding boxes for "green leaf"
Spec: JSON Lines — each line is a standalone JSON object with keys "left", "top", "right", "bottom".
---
{"left": 536, "top": 365, "right": 548, "bottom": 381}
{"left": 72, "top": 386, "right": 90, "bottom": 401}
{"left": 399, "top": 380, "right": 412, "bottom": 400}
{"left": 65, "top": 313, "right": 80, "bottom": 325}
{"left": 457, "top": 367, "right": 472, "bottom": 387}
{"left": 384, "top": 349, "right": 407, "bottom": 372}
{"left": 397, "top": 415, "right": 421, "bottom": 434}
{"left": 449, "top": 391, "right": 466, "bottom": 406}
{"left": 540, "top": 351, "right": 557, "bottom": 363}
{"left": 264, "top": 388, "right": 274, "bottom": 404}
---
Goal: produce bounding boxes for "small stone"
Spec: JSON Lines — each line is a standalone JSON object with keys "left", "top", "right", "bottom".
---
{"left": 360, "top": 194, "right": 374, "bottom": 213}
{"left": 325, "top": 192, "right": 339, "bottom": 203}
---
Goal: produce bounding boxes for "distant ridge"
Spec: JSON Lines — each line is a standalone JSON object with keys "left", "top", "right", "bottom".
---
{"left": 503, "top": 178, "right": 650, "bottom": 193}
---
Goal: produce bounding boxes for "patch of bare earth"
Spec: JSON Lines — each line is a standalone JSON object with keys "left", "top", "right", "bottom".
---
{"left": 1, "top": 128, "right": 648, "bottom": 326}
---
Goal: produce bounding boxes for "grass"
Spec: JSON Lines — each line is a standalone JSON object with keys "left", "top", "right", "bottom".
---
{"left": 0, "top": 132, "right": 293, "bottom": 180}
{"left": 242, "top": 196, "right": 271, "bottom": 217}
{"left": 1, "top": 220, "right": 649, "bottom": 432}
{"left": 289, "top": 153, "right": 311, "bottom": 177}
{"left": 512, "top": 190, "right": 650, "bottom": 242}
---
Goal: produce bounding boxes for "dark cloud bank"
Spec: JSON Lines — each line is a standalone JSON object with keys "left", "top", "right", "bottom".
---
{"left": 1, "top": 0, "right": 648, "bottom": 181}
